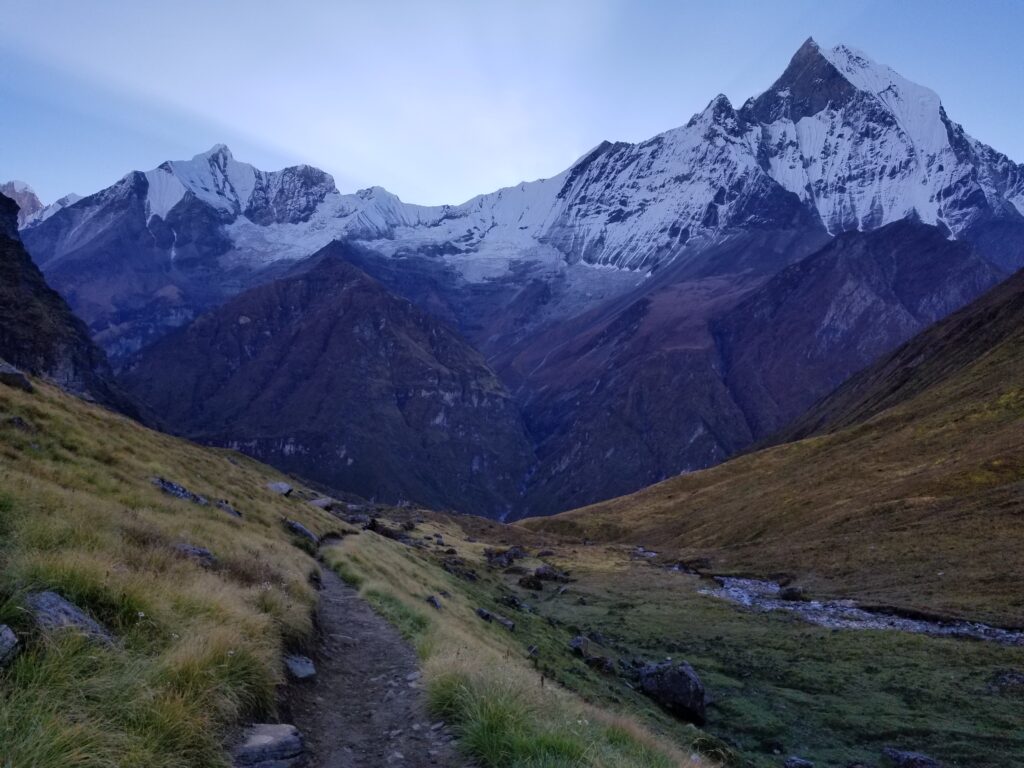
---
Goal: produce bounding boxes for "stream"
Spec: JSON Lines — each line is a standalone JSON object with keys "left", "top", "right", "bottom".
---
{"left": 699, "top": 577, "right": 1024, "bottom": 645}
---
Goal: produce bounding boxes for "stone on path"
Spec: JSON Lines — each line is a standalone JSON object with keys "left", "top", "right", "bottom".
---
{"left": 232, "top": 723, "right": 304, "bottom": 767}
{"left": 284, "top": 654, "right": 316, "bottom": 681}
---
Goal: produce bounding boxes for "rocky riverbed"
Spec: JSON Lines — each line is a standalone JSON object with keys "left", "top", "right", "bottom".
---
{"left": 700, "top": 577, "right": 1024, "bottom": 645}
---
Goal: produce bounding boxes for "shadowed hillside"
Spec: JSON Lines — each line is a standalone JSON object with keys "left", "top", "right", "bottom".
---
{"left": 524, "top": 270, "right": 1024, "bottom": 626}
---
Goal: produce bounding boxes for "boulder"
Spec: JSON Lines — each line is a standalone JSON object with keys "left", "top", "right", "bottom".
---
{"left": 216, "top": 499, "right": 243, "bottom": 518}
{"left": 569, "top": 635, "right": 616, "bottom": 674}
{"left": 882, "top": 748, "right": 942, "bottom": 768}
{"left": 284, "top": 654, "right": 316, "bottom": 681}
{"left": 283, "top": 519, "right": 320, "bottom": 546}
{"left": 173, "top": 542, "right": 218, "bottom": 568}
{"left": 0, "top": 624, "right": 19, "bottom": 667}
{"left": 638, "top": 660, "right": 708, "bottom": 725}
{"left": 232, "top": 723, "right": 304, "bottom": 767}
{"left": 441, "top": 556, "right": 478, "bottom": 582}
{"left": 518, "top": 574, "right": 544, "bottom": 591}
{"left": 267, "top": 482, "right": 293, "bottom": 497}
{"left": 785, "top": 758, "right": 814, "bottom": 768}
{"left": 484, "top": 546, "right": 527, "bottom": 569}
{"left": 475, "top": 608, "right": 515, "bottom": 632}
{"left": 151, "top": 476, "right": 209, "bottom": 506}
{"left": 534, "top": 564, "right": 570, "bottom": 583}
{"left": 0, "top": 361, "right": 32, "bottom": 392}
{"left": 24, "top": 591, "right": 115, "bottom": 645}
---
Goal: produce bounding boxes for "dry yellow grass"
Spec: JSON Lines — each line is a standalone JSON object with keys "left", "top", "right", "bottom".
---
{"left": 0, "top": 379, "right": 342, "bottom": 767}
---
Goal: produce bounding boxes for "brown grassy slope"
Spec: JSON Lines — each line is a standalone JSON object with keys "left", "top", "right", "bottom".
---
{"left": 522, "top": 277, "right": 1024, "bottom": 626}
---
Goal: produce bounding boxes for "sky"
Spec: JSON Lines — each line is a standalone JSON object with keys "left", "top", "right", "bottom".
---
{"left": 2, "top": 0, "right": 1022, "bottom": 206}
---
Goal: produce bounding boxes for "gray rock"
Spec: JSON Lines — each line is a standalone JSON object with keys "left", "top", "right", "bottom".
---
{"left": 173, "top": 543, "right": 218, "bottom": 568}
{"left": 216, "top": 499, "right": 243, "bottom": 518}
{"left": 232, "top": 723, "right": 304, "bottom": 767}
{"left": 267, "top": 482, "right": 293, "bottom": 497}
{"left": 534, "top": 564, "right": 570, "bottom": 582}
{"left": 882, "top": 748, "right": 942, "bottom": 768}
{"left": 0, "top": 624, "right": 20, "bottom": 667}
{"left": 24, "top": 591, "right": 115, "bottom": 645}
{"left": 785, "top": 758, "right": 814, "bottom": 768}
{"left": 638, "top": 660, "right": 708, "bottom": 725}
{"left": 0, "top": 361, "right": 32, "bottom": 392}
{"left": 151, "top": 476, "right": 209, "bottom": 506}
{"left": 475, "top": 607, "right": 514, "bottom": 632}
{"left": 283, "top": 519, "right": 320, "bottom": 546}
{"left": 284, "top": 654, "right": 316, "bottom": 681}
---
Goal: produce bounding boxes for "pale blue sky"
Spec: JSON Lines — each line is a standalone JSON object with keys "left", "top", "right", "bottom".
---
{"left": 2, "top": 0, "right": 1022, "bottom": 205}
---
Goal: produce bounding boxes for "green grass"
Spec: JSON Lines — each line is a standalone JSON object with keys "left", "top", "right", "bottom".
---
{"left": 362, "top": 588, "right": 430, "bottom": 644}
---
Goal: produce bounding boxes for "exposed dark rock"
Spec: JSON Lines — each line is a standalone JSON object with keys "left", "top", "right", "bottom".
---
{"left": 0, "top": 360, "right": 32, "bottom": 392}
{"left": 284, "top": 654, "right": 316, "bottom": 681}
{"left": 345, "top": 513, "right": 371, "bottom": 526}
{"left": 497, "top": 594, "right": 523, "bottom": 611}
{"left": 534, "top": 564, "right": 570, "bottom": 583}
{"left": 231, "top": 723, "right": 304, "bottom": 767}
{"left": 518, "top": 574, "right": 544, "bottom": 591}
{"left": 441, "top": 556, "right": 478, "bottom": 582}
{"left": 484, "top": 546, "right": 527, "bottom": 569}
{"left": 569, "top": 635, "right": 616, "bottom": 673}
{"left": 216, "top": 499, "right": 243, "bottom": 518}
{"left": 0, "top": 193, "right": 134, "bottom": 412}
{"left": 365, "top": 518, "right": 410, "bottom": 543}
{"left": 779, "top": 586, "right": 806, "bottom": 601}
{"left": 24, "top": 591, "right": 115, "bottom": 645}
{"left": 882, "top": 748, "right": 942, "bottom": 768}
{"left": 425, "top": 595, "right": 442, "bottom": 611}
{"left": 284, "top": 519, "right": 320, "bottom": 546}
{"left": 151, "top": 476, "right": 209, "bottom": 505}
{"left": 638, "top": 660, "right": 708, "bottom": 725}
{"left": 987, "top": 668, "right": 1024, "bottom": 694}
{"left": 0, "top": 624, "right": 19, "bottom": 667}
{"left": 267, "top": 482, "right": 293, "bottom": 496}
{"left": 475, "top": 608, "right": 516, "bottom": 632}
{"left": 173, "top": 543, "right": 218, "bottom": 568}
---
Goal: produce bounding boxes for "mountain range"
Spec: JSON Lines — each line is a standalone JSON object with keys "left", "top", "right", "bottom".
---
{"left": 12, "top": 38, "right": 1024, "bottom": 516}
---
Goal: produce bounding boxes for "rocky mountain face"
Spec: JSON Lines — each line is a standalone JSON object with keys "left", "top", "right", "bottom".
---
{"left": 0, "top": 181, "right": 43, "bottom": 228}
{"left": 0, "top": 192, "right": 133, "bottom": 411}
{"left": 16, "top": 39, "right": 1024, "bottom": 516}
{"left": 122, "top": 243, "right": 534, "bottom": 516}
{"left": 713, "top": 220, "right": 1003, "bottom": 440}
{"left": 783, "top": 262, "right": 1024, "bottom": 441}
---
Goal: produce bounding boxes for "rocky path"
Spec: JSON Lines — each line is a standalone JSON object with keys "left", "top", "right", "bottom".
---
{"left": 283, "top": 566, "right": 463, "bottom": 767}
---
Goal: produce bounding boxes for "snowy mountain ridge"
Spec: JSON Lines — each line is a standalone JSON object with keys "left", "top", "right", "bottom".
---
{"left": 22, "top": 39, "right": 1024, "bottom": 281}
